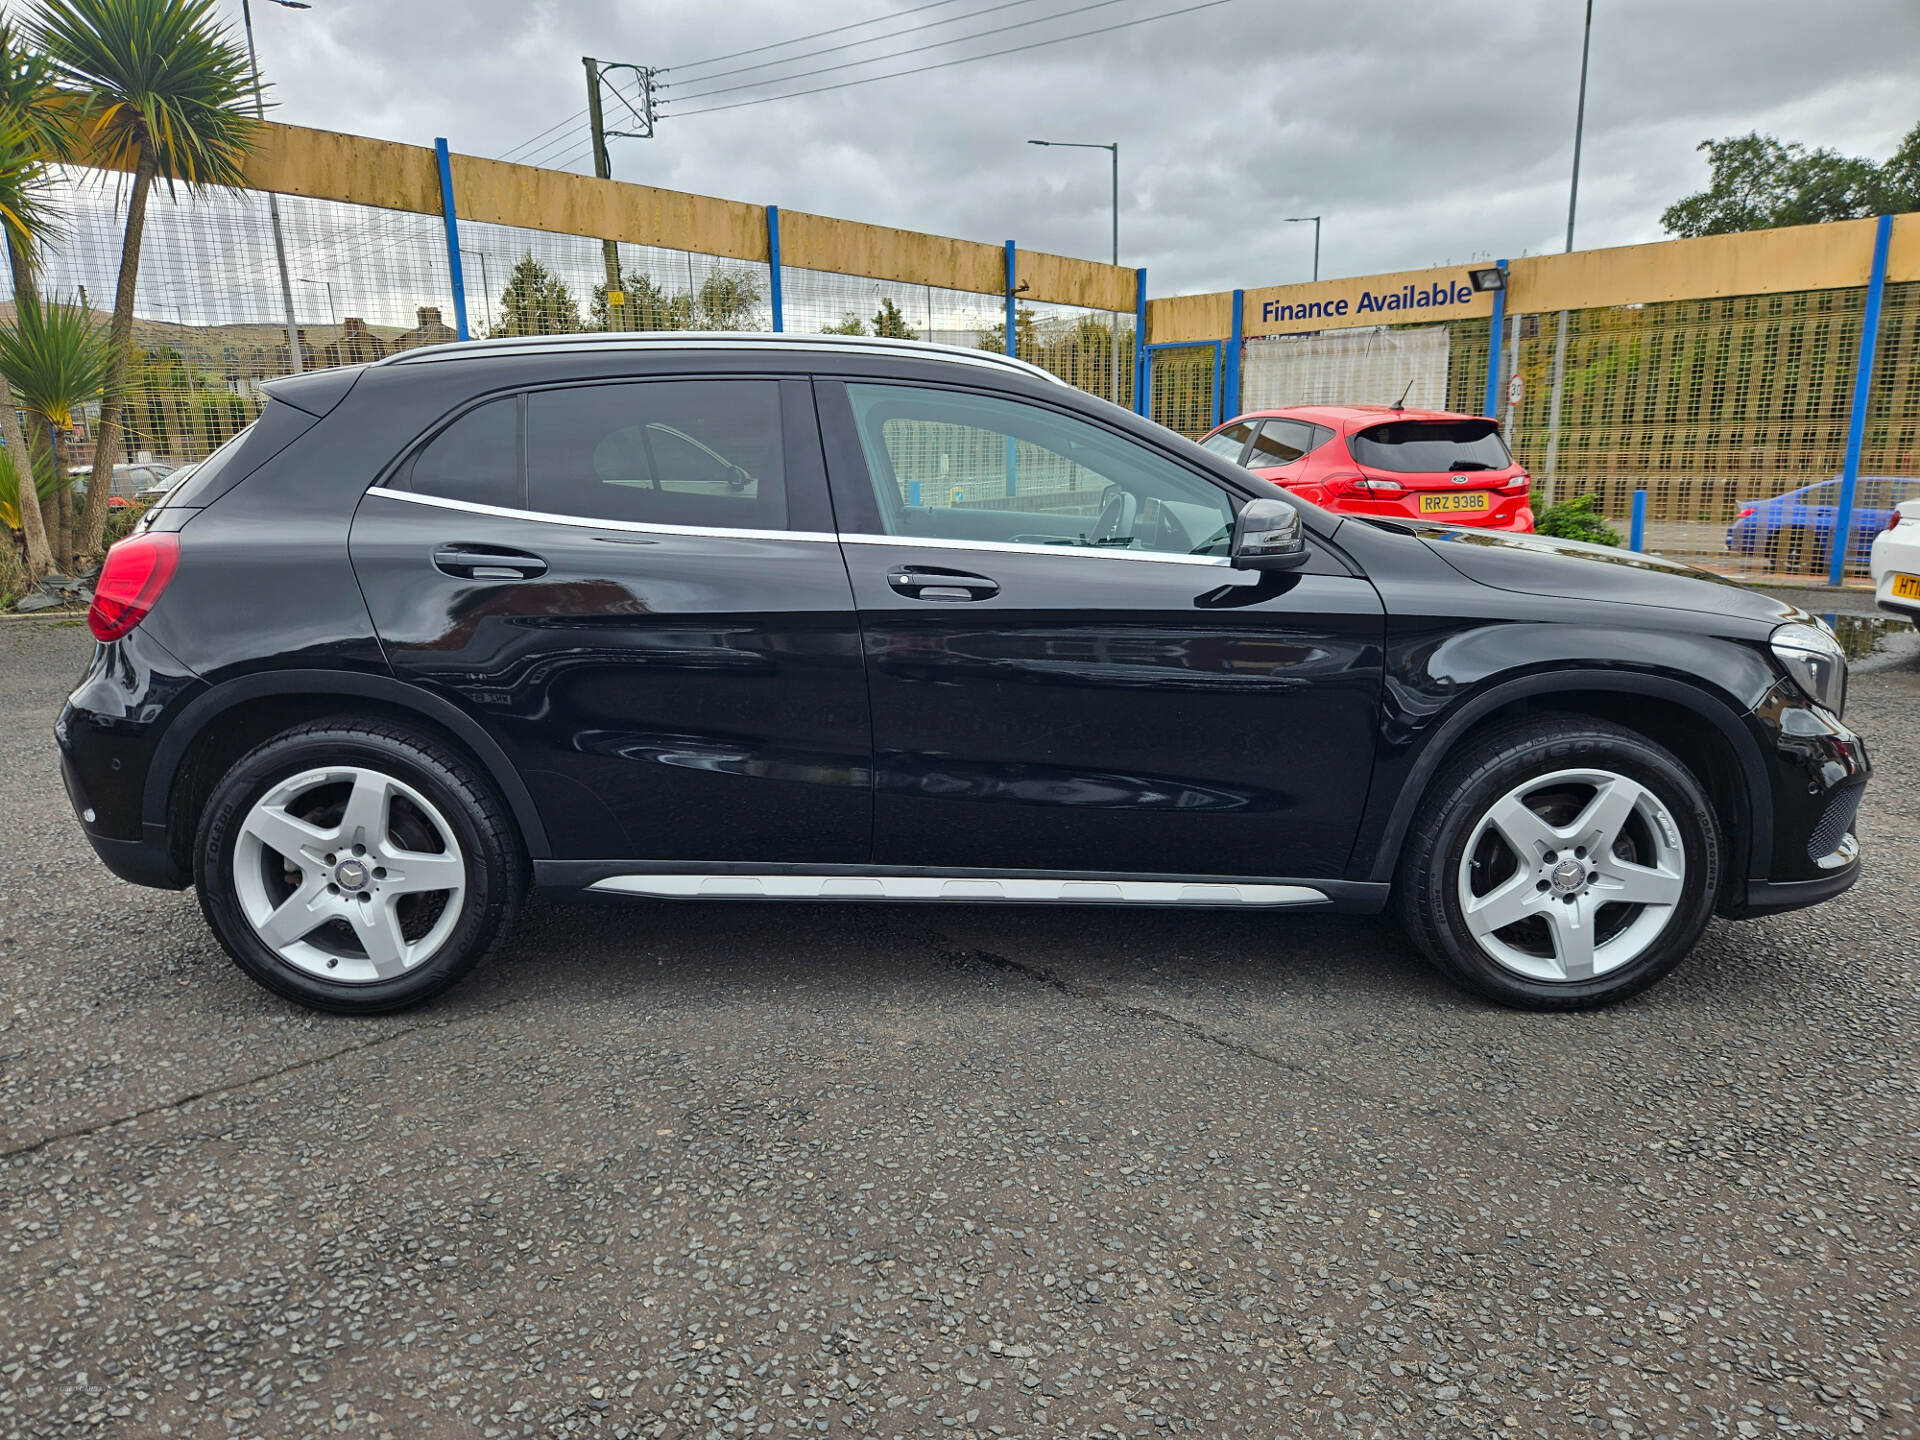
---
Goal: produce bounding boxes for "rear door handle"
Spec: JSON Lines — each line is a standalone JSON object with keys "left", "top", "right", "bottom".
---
{"left": 432, "top": 545, "right": 549, "bottom": 581}
{"left": 886, "top": 566, "right": 1000, "bottom": 602}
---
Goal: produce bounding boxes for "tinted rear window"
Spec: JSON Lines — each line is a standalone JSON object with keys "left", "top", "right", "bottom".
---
{"left": 407, "top": 396, "right": 522, "bottom": 509}
{"left": 1350, "top": 419, "right": 1511, "bottom": 474}
{"left": 525, "top": 380, "right": 786, "bottom": 530}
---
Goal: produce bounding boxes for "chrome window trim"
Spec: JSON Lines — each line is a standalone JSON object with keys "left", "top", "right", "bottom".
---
{"left": 588, "top": 873, "right": 1326, "bottom": 906}
{"left": 363, "top": 486, "right": 838, "bottom": 543}
{"left": 835, "top": 531, "right": 1232, "bottom": 568}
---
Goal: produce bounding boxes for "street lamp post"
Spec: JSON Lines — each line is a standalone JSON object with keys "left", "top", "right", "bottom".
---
{"left": 295, "top": 277, "right": 336, "bottom": 326}
{"left": 241, "top": 0, "right": 311, "bottom": 376}
{"left": 1544, "top": 0, "right": 1597, "bottom": 505}
{"left": 1284, "top": 216, "right": 1321, "bottom": 282}
{"left": 1028, "top": 139, "right": 1121, "bottom": 406}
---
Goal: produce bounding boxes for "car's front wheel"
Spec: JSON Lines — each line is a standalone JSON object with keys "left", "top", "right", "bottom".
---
{"left": 195, "top": 720, "right": 524, "bottom": 1014}
{"left": 1397, "top": 717, "right": 1721, "bottom": 1009}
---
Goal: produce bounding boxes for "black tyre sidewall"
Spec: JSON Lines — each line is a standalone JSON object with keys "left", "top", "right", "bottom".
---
{"left": 195, "top": 725, "right": 518, "bottom": 1014}
{"left": 1404, "top": 723, "right": 1721, "bottom": 1010}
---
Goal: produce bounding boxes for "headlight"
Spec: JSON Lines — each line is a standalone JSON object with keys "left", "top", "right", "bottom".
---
{"left": 1771, "top": 621, "right": 1848, "bottom": 715}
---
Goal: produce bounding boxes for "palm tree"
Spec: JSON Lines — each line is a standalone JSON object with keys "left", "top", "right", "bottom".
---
{"left": 0, "top": 294, "right": 113, "bottom": 571}
{"left": 0, "top": 23, "right": 74, "bottom": 576}
{"left": 32, "top": 0, "right": 259, "bottom": 559}
{"left": 0, "top": 123, "right": 58, "bottom": 574}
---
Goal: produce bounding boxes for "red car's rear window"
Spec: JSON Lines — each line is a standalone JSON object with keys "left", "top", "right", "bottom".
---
{"left": 1350, "top": 419, "right": 1512, "bottom": 474}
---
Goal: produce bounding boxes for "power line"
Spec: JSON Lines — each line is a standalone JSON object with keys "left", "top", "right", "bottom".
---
{"left": 495, "top": 108, "right": 589, "bottom": 162}
{"left": 664, "top": 0, "right": 976, "bottom": 75}
{"left": 670, "top": 0, "right": 1133, "bottom": 104}
{"left": 666, "top": 0, "right": 1239, "bottom": 118}
{"left": 667, "top": 0, "right": 1051, "bottom": 88}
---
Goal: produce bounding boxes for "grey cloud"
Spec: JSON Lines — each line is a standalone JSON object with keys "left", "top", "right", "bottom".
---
{"left": 228, "top": 0, "right": 1920, "bottom": 296}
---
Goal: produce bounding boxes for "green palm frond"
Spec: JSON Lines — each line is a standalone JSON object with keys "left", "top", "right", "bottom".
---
{"left": 31, "top": 0, "right": 261, "bottom": 195}
{"left": 0, "top": 123, "right": 60, "bottom": 265}
{"left": 0, "top": 18, "right": 75, "bottom": 163}
{"left": 0, "top": 292, "right": 114, "bottom": 429}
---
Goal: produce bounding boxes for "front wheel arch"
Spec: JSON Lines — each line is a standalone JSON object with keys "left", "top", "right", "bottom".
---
{"left": 1359, "top": 673, "right": 1767, "bottom": 902}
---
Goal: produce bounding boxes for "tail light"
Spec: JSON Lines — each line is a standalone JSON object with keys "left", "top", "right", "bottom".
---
{"left": 1322, "top": 475, "right": 1402, "bottom": 498}
{"left": 1498, "top": 472, "right": 1530, "bottom": 495}
{"left": 88, "top": 532, "right": 179, "bottom": 641}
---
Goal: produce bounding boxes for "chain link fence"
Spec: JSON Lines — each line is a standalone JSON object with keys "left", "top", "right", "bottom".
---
{"left": 6, "top": 138, "right": 1914, "bottom": 592}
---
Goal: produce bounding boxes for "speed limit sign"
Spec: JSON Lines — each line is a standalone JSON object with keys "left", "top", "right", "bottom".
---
{"left": 1507, "top": 372, "right": 1524, "bottom": 407}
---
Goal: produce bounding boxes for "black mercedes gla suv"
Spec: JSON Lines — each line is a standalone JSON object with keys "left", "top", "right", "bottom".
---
{"left": 59, "top": 335, "right": 1868, "bottom": 1014}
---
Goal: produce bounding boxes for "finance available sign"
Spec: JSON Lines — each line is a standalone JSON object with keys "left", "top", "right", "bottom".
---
{"left": 1245, "top": 266, "right": 1494, "bottom": 338}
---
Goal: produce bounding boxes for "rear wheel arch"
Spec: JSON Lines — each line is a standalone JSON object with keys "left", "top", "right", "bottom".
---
{"left": 149, "top": 671, "right": 551, "bottom": 875}
{"left": 1363, "top": 673, "right": 1768, "bottom": 904}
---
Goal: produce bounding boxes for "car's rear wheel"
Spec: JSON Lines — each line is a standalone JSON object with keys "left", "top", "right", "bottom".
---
{"left": 195, "top": 720, "right": 523, "bottom": 1014}
{"left": 1397, "top": 717, "right": 1720, "bottom": 1009}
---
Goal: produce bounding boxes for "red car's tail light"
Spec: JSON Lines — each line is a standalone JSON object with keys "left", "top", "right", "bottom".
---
{"left": 1498, "top": 473, "right": 1530, "bottom": 494}
{"left": 88, "top": 532, "right": 179, "bottom": 642}
{"left": 1322, "top": 475, "right": 1402, "bottom": 498}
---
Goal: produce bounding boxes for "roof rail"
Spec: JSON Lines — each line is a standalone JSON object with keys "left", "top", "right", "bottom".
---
{"left": 379, "top": 330, "right": 1068, "bottom": 385}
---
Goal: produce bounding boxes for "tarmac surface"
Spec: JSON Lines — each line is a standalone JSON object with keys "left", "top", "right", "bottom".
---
{"left": 2, "top": 613, "right": 1916, "bottom": 1439}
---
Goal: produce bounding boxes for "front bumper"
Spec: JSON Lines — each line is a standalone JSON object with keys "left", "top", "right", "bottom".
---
{"left": 1720, "top": 680, "right": 1870, "bottom": 920}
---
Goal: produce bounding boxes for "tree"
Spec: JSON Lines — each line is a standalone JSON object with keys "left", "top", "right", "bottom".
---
{"left": 820, "top": 312, "right": 866, "bottom": 336}
{"left": 977, "top": 305, "right": 1036, "bottom": 355}
{"left": 491, "top": 254, "right": 581, "bottom": 337}
{"left": 870, "top": 296, "right": 917, "bottom": 339}
{"left": 1661, "top": 123, "right": 1920, "bottom": 237}
{"left": 0, "top": 22, "right": 75, "bottom": 576}
{"left": 0, "top": 295, "right": 113, "bottom": 571}
{"left": 0, "top": 124, "right": 57, "bottom": 574}
{"left": 590, "top": 270, "right": 692, "bottom": 331}
{"left": 34, "top": 0, "right": 259, "bottom": 561}
{"left": 694, "top": 268, "right": 761, "bottom": 330}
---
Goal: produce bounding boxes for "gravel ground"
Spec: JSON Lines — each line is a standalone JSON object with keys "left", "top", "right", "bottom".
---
{"left": 1, "top": 616, "right": 1916, "bottom": 1440}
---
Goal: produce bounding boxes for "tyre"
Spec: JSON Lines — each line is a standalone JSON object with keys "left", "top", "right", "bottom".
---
{"left": 1396, "top": 717, "right": 1721, "bottom": 1010}
{"left": 194, "top": 720, "right": 525, "bottom": 1014}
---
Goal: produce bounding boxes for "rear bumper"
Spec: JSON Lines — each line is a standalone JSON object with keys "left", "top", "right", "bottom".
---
{"left": 59, "top": 746, "right": 190, "bottom": 889}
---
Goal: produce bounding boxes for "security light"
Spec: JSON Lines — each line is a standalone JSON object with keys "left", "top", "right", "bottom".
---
{"left": 1468, "top": 267, "right": 1506, "bottom": 292}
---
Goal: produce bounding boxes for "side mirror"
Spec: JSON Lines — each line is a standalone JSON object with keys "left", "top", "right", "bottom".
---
{"left": 1230, "top": 497, "right": 1309, "bottom": 571}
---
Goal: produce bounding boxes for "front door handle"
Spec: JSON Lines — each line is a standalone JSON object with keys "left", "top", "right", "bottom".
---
{"left": 432, "top": 544, "right": 549, "bottom": 581}
{"left": 886, "top": 566, "right": 1000, "bottom": 602}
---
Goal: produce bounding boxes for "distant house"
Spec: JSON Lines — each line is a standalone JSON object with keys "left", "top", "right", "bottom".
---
{"left": 388, "top": 306, "right": 460, "bottom": 353}
{"left": 321, "top": 317, "right": 389, "bottom": 367}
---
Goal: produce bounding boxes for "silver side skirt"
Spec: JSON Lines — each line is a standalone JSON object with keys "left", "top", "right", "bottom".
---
{"left": 585, "top": 874, "right": 1328, "bottom": 906}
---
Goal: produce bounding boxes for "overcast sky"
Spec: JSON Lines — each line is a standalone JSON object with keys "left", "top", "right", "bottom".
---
{"left": 217, "top": 0, "right": 1920, "bottom": 298}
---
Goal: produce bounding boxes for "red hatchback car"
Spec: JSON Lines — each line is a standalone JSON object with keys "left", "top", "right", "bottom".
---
{"left": 1199, "top": 404, "right": 1535, "bottom": 532}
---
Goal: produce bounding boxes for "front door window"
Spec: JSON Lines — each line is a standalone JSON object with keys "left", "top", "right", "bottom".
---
{"left": 842, "top": 383, "right": 1237, "bottom": 559}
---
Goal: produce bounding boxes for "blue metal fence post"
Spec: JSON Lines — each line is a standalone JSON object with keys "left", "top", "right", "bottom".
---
{"left": 765, "top": 205, "right": 784, "bottom": 333}
{"left": 1225, "top": 289, "right": 1244, "bottom": 424}
{"left": 434, "top": 138, "right": 469, "bottom": 342}
{"left": 1829, "top": 214, "right": 1894, "bottom": 587}
{"left": 1630, "top": 489, "right": 1647, "bottom": 552}
{"left": 1003, "top": 241, "right": 1018, "bottom": 358}
{"left": 1004, "top": 241, "right": 1018, "bottom": 494}
{"left": 1133, "top": 266, "right": 1148, "bottom": 416}
{"left": 1481, "top": 259, "right": 1508, "bottom": 418}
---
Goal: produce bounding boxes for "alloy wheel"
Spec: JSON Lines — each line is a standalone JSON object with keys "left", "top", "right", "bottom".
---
{"left": 232, "top": 765, "right": 467, "bottom": 983}
{"left": 1455, "top": 768, "right": 1686, "bottom": 983}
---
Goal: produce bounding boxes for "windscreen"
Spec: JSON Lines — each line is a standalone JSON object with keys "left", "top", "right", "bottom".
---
{"left": 1350, "top": 419, "right": 1512, "bottom": 473}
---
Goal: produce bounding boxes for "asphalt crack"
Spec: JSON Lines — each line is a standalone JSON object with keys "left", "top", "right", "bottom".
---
{"left": 0, "top": 998, "right": 516, "bottom": 1162}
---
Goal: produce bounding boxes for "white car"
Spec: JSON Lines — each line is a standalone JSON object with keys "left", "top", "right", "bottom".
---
{"left": 1870, "top": 498, "right": 1920, "bottom": 622}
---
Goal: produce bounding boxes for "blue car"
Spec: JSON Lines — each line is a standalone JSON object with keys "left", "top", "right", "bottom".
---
{"left": 1725, "top": 475, "right": 1920, "bottom": 572}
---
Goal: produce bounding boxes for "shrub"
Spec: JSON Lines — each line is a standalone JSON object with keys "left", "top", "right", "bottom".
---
{"left": 1532, "top": 493, "right": 1621, "bottom": 547}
